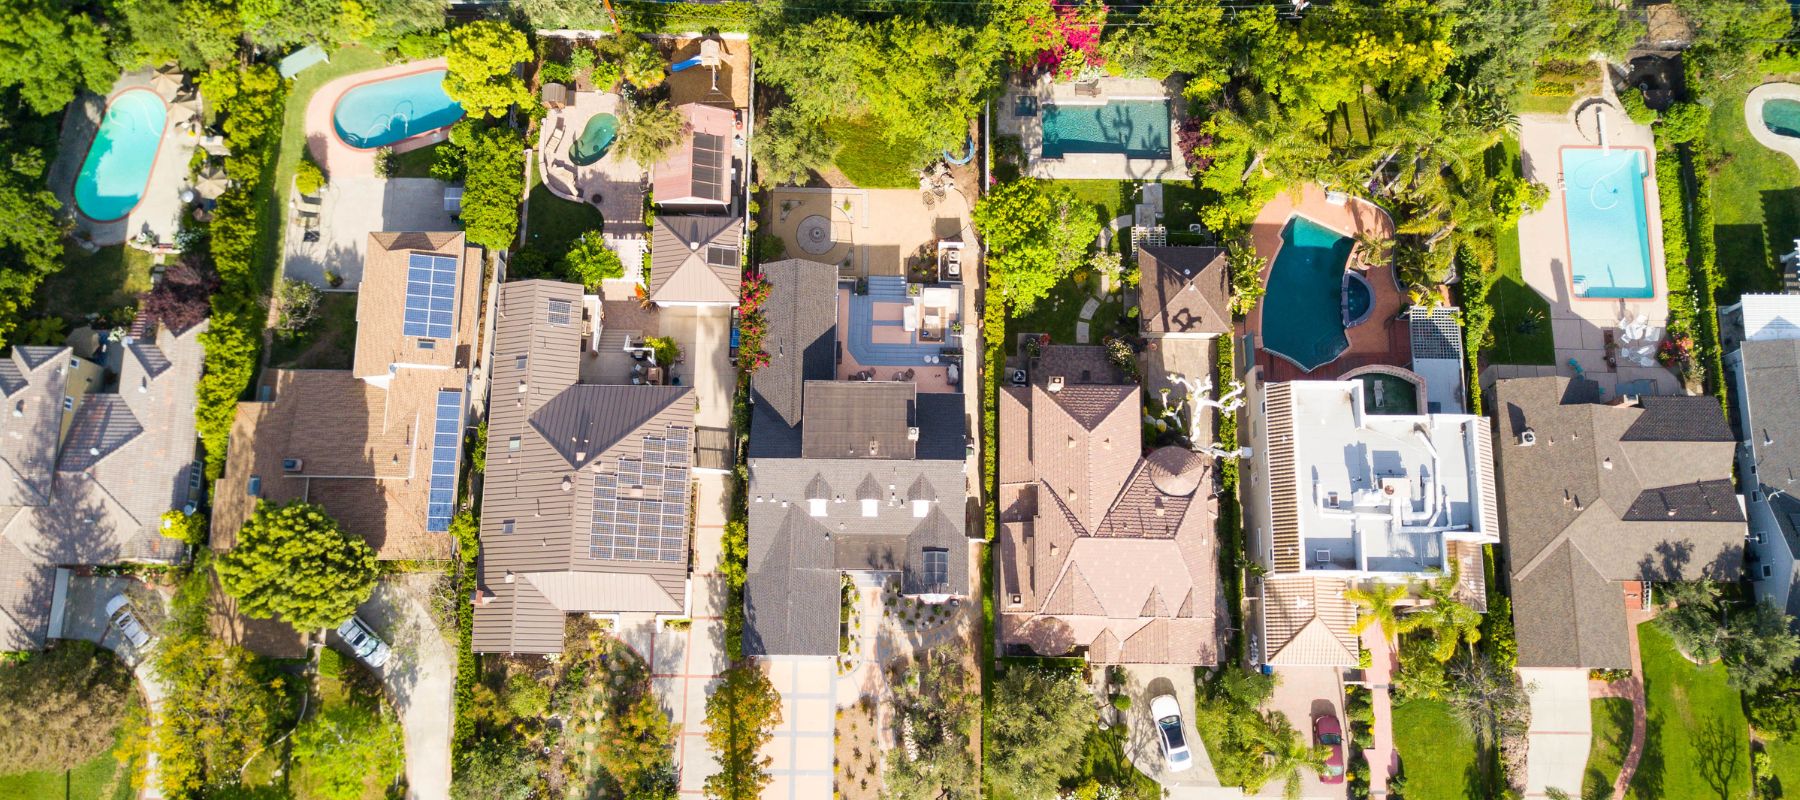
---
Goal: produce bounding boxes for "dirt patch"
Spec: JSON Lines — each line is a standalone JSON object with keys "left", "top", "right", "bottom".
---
{"left": 835, "top": 696, "right": 886, "bottom": 800}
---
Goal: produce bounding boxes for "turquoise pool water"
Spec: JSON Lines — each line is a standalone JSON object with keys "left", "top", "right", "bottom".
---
{"left": 1560, "top": 148, "right": 1653, "bottom": 299}
{"left": 1763, "top": 98, "right": 1800, "bottom": 138}
{"left": 571, "top": 113, "right": 618, "bottom": 166}
{"left": 1040, "top": 100, "right": 1170, "bottom": 159}
{"left": 332, "top": 69, "right": 464, "bottom": 149}
{"left": 1262, "top": 216, "right": 1356, "bottom": 371}
{"left": 75, "top": 90, "right": 167, "bottom": 221}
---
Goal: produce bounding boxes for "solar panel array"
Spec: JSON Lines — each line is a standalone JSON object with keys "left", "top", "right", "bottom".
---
{"left": 591, "top": 425, "right": 691, "bottom": 563}
{"left": 546, "top": 298, "right": 572, "bottom": 326}
{"left": 692, "top": 133, "right": 726, "bottom": 202}
{"left": 404, "top": 252, "right": 459, "bottom": 339}
{"left": 425, "top": 389, "right": 462, "bottom": 532}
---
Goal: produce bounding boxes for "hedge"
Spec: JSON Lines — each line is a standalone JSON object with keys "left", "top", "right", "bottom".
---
{"left": 1688, "top": 147, "right": 1729, "bottom": 413}
{"left": 1215, "top": 336, "right": 1244, "bottom": 665}
{"left": 618, "top": 1, "right": 757, "bottom": 33}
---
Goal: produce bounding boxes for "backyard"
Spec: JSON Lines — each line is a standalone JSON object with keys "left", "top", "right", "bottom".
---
{"left": 824, "top": 117, "right": 927, "bottom": 189}
{"left": 267, "top": 291, "right": 359, "bottom": 370}
{"left": 1486, "top": 137, "right": 1555, "bottom": 365}
{"left": 1392, "top": 698, "right": 1483, "bottom": 800}
{"left": 269, "top": 46, "right": 388, "bottom": 287}
{"left": 1631, "top": 622, "right": 1752, "bottom": 800}
{"left": 1708, "top": 73, "right": 1800, "bottom": 297}
{"left": 1584, "top": 697, "right": 1633, "bottom": 800}
{"left": 38, "top": 244, "right": 156, "bottom": 322}
{"left": 522, "top": 167, "right": 607, "bottom": 262}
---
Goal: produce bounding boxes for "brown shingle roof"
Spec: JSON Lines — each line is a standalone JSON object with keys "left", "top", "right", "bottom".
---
{"left": 649, "top": 216, "right": 740, "bottom": 305}
{"left": 1137, "top": 245, "right": 1231, "bottom": 336}
{"left": 353, "top": 232, "right": 483, "bottom": 380}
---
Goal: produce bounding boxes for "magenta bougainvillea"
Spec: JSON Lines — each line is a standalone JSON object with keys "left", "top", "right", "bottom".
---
{"left": 737, "top": 271, "right": 773, "bottom": 373}
{"left": 1032, "top": 1, "right": 1107, "bottom": 79}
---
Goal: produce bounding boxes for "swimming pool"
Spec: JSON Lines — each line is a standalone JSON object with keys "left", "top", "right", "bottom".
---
{"left": 570, "top": 113, "right": 618, "bottom": 166}
{"left": 1764, "top": 98, "right": 1800, "bottom": 138}
{"left": 1039, "top": 100, "right": 1170, "bottom": 160}
{"left": 1262, "top": 216, "right": 1357, "bottom": 371}
{"left": 332, "top": 69, "right": 464, "bottom": 149}
{"left": 1560, "top": 148, "right": 1654, "bottom": 299}
{"left": 74, "top": 89, "right": 168, "bottom": 222}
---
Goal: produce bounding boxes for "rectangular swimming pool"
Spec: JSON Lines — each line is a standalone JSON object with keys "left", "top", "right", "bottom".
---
{"left": 1560, "top": 148, "right": 1654, "bottom": 299}
{"left": 1040, "top": 100, "right": 1170, "bottom": 160}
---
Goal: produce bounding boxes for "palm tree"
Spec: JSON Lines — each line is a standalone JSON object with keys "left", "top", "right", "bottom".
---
{"left": 1344, "top": 583, "right": 1421, "bottom": 644}
{"left": 1412, "top": 562, "right": 1484, "bottom": 662}
{"left": 1257, "top": 711, "right": 1330, "bottom": 800}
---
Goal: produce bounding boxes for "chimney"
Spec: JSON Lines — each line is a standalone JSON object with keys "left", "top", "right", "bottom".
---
{"left": 907, "top": 426, "right": 920, "bottom": 442}
{"left": 1048, "top": 375, "right": 1065, "bottom": 393}
{"left": 1520, "top": 428, "right": 1537, "bottom": 446}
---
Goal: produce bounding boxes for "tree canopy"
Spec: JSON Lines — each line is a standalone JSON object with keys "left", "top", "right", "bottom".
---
{"left": 972, "top": 179, "right": 1101, "bottom": 313}
{"left": 443, "top": 20, "right": 533, "bottom": 119}
{"left": 215, "top": 499, "right": 378, "bottom": 631}
{"left": 983, "top": 665, "right": 1092, "bottom": 797}
{"left": 0, "top": 0, "right": 114, "bottom": 115}
{"left": 703, "top": 665, "right": 782, "bottom": 800}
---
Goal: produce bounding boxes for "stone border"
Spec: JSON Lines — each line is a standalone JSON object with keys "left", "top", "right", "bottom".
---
{"left": 1745, "top": 81, "right": 1800, "bottom": 169}
{"left": 304, "top": 58, "right": 453, "bottom": 178}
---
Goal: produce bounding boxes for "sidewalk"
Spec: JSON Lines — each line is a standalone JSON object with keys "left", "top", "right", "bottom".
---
{"left": 1361, "top": 623, "right": 1397, "bottom": 798}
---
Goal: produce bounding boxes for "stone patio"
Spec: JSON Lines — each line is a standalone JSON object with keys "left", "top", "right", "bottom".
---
{"left": 998, "top": 74, "right": 1188, "bottom": 180}
{"left": 281, "top": 176, "right": 457, "bottom": 289}
{"left": 536, "top": 89, "right": 646, "bottom": 234}
{"left": 764, "top": 187, "right": 973, "bottom": 279}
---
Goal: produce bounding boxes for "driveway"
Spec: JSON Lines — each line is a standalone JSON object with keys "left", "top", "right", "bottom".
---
{"left": 348, "top": 575, "right": 454, "bottom": 800}
{"left": 640, "top": 469, "right": 731, "bottom": 796}
{"left": 1520, "top": 668, "right": 1593, "bottom": 800}
{"left": 1261, "top": 666, "right": 1348, "bottom": 800}
{"left": 59, "top": 575, "right": 171, "bottom": 799}
{"left": 1120, "top": 664, "right": 1226, "bottom": 792}
{"left": 759, "top": 656, "right": 837, "bottom": 800}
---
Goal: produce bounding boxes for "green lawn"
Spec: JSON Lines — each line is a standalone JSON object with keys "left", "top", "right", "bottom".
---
{"left": 38, "top": 244, "right": 156, "bottom": 322}
{"left": 267, "top": 291, "right": 358, "bottom": 370}
{"left": 389, "top": 142, "right": 443, "bottom": 179}
{"left": 522, "top": 183, "right": 605, "bottom": 259}
{"left": 824, "top": 117, "right": 927, "bottom": 189}
{"left": 1708, "top": 73, "right": 1800, "bottom": 298}
{"left": 1584, "top": 698, "right": 1633, "bottom": 800}
{"left": 1007, "top": 275, "right": 1124, "bottom": 349}
{"left": 1518, "top": 93, "right": 1578, "bottom": 116}
{"left": 1392, "top": 698, "right": 1484, "bottom": 800}
{"left": 1631, "top": 622, "right": 1752, "bottom": 800}
{"left": 1762, "top": 737, "right": 1800, "bottom": 799}
{"left": 1486, "top": 136, "right": 1555, "bottom": 366}
{"left": 0, "top": 749, "right": 135, "bottom": 800}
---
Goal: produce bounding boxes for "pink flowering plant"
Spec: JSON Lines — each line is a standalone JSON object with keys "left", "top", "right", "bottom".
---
{"left": 1031, "top": 1, "right": 1108, "bottom": 80}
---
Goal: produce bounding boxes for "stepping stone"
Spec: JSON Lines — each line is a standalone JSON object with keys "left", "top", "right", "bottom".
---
{"left": 1078, "top": 296, "right": 1100, "bottom": 320}
{"left": 1075, "top": 321, "right": 1091, "bottom": 343}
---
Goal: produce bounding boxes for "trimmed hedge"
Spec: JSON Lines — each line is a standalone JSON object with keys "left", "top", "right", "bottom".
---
{"left": 1215, "top": 336, "right": 1244, "bottom": 665}
{"left": 618, "top": 1, "right": 757, "bottom": 33}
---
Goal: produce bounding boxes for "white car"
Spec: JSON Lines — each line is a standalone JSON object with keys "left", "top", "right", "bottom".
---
{"left": 336, "top": 616, "right": 392, "bottom": 669}
{"left": 1151, "top": 694, "right": 1193, "bottom": 773}
{"left": 104, "top": 594, "right": 152, "bottom": 650}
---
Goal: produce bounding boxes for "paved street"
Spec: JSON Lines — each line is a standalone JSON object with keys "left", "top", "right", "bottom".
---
{"left": 350, "top": 575, "right": 455, "bottom": 800}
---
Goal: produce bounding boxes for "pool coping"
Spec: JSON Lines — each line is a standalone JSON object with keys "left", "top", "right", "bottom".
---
{"left": 1258, "top": 210, "right": 1368, "bottom": 373}
{"left": 73, "top": 86, "right": 172, "bottom": 224}
{"left": 1555, "top": 144, "right": 1661, "bottom": 304}
{"left": 304, "top": 58, "right": 453, "bottom": 179}
{"left": 326, "top": 63, "right": 464, "bottom": 152}
{"left": 1744, "top": 82, "right": 1800, "bottom": 170}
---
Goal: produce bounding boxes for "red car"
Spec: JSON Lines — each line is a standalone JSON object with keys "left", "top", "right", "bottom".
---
{"left": 1314, "top": 713, "right": 1346, "bottom": 784}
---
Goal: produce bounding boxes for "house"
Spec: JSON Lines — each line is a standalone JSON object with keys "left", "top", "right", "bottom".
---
{"left": 0, "top": 321, "right": 206, "bottom": 650}
{"left": 1137, "top": 245, "right": 1230, "bottom": 339}
{"left": 1723, "top": 294, "right": 1800, "bottom": 617}
{"left": 743, "top": 258, "right": 969, "bottom": 657}
{"left": 213, "top": 232, "right": 482, "bottom": 562}
{"left": 651, "top": 103, "right": 734, "bottom": 209}
{"left": 647, "top": 215, "right": 740, "bottom": 307}
{"left": 1242, "top": 378, "right": 1499, "bottom": 666}
{"left": 472, "top": 279, "right": 697, "bottom": 655}
{"left": 1491, "top": 376, "right": 1743, "bottom": 669}
{"left": 996, "top": 345, "right": 1219, "bottom": 665}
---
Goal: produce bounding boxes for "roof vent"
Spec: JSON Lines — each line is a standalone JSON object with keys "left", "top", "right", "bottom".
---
{"left": 1519, "top": 428, "right": 1537, "bottom": 446}
{"left": 1603, "top": 458, "right": 1613, "bottom": 470}
{"left": 1047, "top": 376, "right": 1065, "bottom": 393}
{"left": 88, "top": 447, "right": 100, "bottom": 456}
{"left": 561, "top": 476, "right": 574, "bottom": 492}
{"left": 907, "top": 426, "right": 920, "bottom": 442}
{"left": 504, "top": 571, "right": 515, "bottom": 584}
{"left": 868, "top": 439, "right": 879, "bottom": 456}
{"left": 576, "top": 451, "right": 587, "bottom": 462}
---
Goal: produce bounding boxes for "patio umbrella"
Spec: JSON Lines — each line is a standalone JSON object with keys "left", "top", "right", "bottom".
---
{"left": 193, "top": 164, "right": 229, "bottom": 200}
{"left": 151, "top": 65, "right": 183, "bottom": 96}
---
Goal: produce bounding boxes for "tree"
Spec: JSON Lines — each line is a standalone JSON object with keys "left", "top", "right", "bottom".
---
{"left": 563, "top": 231, "right": 623, "bottom": 288}
{"left": 617, "top": 100, "right": 688, "bottom": 167}
{"left": 457, "top": 123, "right": 525, "bottom": 251}
{"left": 884, "top": 646, "right": 980, "bottom": 799}
{"left": 1720, "top": 600, "right": 1800, "bottom": 693}
{"left": 137, "top": 635, "right": 282, "bottom": 794}
{"left": 0, "top": 642, "right": 134, "bottom": 773}
{"left": 1543, "top": 0, "right": 1641, "bottom": 64}
{"left": 984, "top": 665, "right": 1092, "bottom": 797}
{"left": 1449, "top": 0, "right": 1554, "bottom": 101}
{"left": 518, "top": 0, "right": 612, "bottom": 30}
{"left": 453, "top": 739, "right": 536, "bottom": 800}
{"left": 140, "top": 259, "right": 220, "bottom": 334}
{"left": 1674, "top": 0, "right": 1790, "bottom": 90}
{"left": 1444, "top": 654, "right": 1530, "bottom": 756}
{"left": 703, "top": 665, "right": 782, "bottom": 800}
{"left": 1128, "top": 0, "right": 1229, "bottom": 92}
{"left": 443, "top": 20, "right": 532, "bottom": 119}
{"left": 972, "top": 179, "right": 1100, "bottom": 314}
{"left": 0, "top": 0, "right": 115, "bottom": 115}
{"left": 755, "top": 106, "right": 835, "bottom": 187}
{"left": 1344, "top": 582, "right": 1423, "bottom": 644}
{"left": 1749, "top": 667, "right": 1800, "bottom": 738}
{"left": 106, "top": 0, "right": 243, "bottom": 71}
{"left": 1258, "top": 712, "right": 1329, "bottom": 800}
{"left": 215, "top": 500, "right": 377, "bottom": 631}
{"left": 596, "top": 688, "right": 678, "bottom": 798}
{"left": 1656, "top": 581, "right": 1729, "bottom": 662}
{"left": 1225, "top": 240, "right": 1266, "bottom": 316}
{"left": 1412, "top": 564, "right": 1484, "bottom": 662}
{"left": 290, "top": 702, "right": 404, "bottom": 800}
{"left": 0, "top": 177, "right": 67, "bottom": 348}
{"left": 274, "top": 277, "right": 322, "bottom": 333}
{"left": 1659, "top": 101, "right": 1712, "bottom": 144}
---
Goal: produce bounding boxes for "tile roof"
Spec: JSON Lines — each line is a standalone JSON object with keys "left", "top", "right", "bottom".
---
{"left": 1261, "top": 576, "right": 1359, "bottom": 666}
{"left": 353, "top": 232, "right": 483, "bottom": 380}
{"left": 649, "top": 215, "right": 741, "bottom": 305}
{"left": 1493, "top": 376, "right": 1745, "bottom": 668}
{"left": 1136, "top": 245, "right": 1230, "bottom": 336}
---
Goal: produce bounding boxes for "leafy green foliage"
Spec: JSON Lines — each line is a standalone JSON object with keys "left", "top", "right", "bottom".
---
{"left": 453, "top": 738, "right": 535, "bottom": 800}
{"left": 294, "top": 158, "right": 325, "bottom": 196}
{"left": 160, "top": 509, "right": 211, "bottom": 548}
{"left": 885, "top": 647, "right": 979, "bottom": 799}
{"left": 1655, "top": 584, "right": 1800, "bottom": 692}
{"left": 129, "top": 633, "right": 284, "bottom": 797}
{"left": 215, "top": 499, "right": 377, "bottom": 631}
{"left": 755, "top": 106, "right": 835, "bottom": 187}
{"left": 456, "top": 123, "right": 525, "bottom": 251}
{"left": 1620, "top": 88, "right": 1657, "bottom": 125}
{"left": 984, "top": 664, "right": 1092, "bottom": 797}
{"left": 0, "top": 174, "right": 69, "bottom": 348}
{"left": 1115, "top": 0, "right": 1229, "bottom": 92}
{"left": 703, "top": 665, "right": 781, "bottom": 800}
{"left": 467, "top": 420, "right": 486, "bottom": 474}
{"left": 972, "top": 179, "right": 1100, "bottom": 314}
{"left": 107, "top": 0, "right": 242, "bottom": 71}
{"left": 0, "top": 642, "right": 133, "bottom": 774}
{"left": 444, "top": 21, "right": 532, "bottom": 119}
{"left": 563, "top": 231, "right": 623, "bottom": 288}
{"left": 290, "top": 701, "right": 404, "bottom": 800}
{"left": 0, "top": 0, "right": 114, "bottom": 114}
{"left": 1659, "top": 101, "right": 1711, "bottom": 145}
{"left": 1543, "top": 0, "right": 1641, "bottom": 64}
{"left": 1749, "top": 668, "right": 1800, "bottom": 739}
{"left": 504, "top": 673, "right": 550, "bottom": 719}
{"left": 1192, "top": 669, "right": 1324, "bottom": 796}
{"left": 646, "top": 335, "right": 681, "bottom": 367}
{"left": 618, "top": 100, "right": 689, "bottom": 167}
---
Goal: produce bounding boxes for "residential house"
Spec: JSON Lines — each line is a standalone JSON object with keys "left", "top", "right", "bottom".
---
{"left": 1491, "top": 376, "right": 1743, "bottom": 669}
{"left": 473, "top": 279, "right": 697, "bottom": 654}
{"left": 647, "top": 215, "right": 741, "bottom": 307}
{"left": 652, "top": 103, "right": 734, "bottom": 209}
{"left": 997, "top": 345, "right": 1219, "bottom": 665}
{"left": 1242, "top": 378, "right": 1499, "bottom": 666}
{"left": 1723, "top": 294, "right": 1800, "bottom": 617}
{"left": 0, "top": 321, "right": 206, "bottom": 650}
{"left": 743, "top": 258, "right": 969, "bottom": 657}
{"left": 1136, "top": 245, "right": 1231, "bottom": 339}
{"left": 213, "top": 232, "right": 482, "bottom": 562}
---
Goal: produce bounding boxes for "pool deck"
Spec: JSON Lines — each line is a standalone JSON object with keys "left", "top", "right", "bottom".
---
{"left": 1243, "top": 184, "right": 1409, "bottom": 382}
{"left": 537, "top": 90, "right": 647, "bottom": 234}
{"left": 49, "top": 68, "right": 202, "bottom": 249}
{"left": 304, "top": 58, "right": 452, "bottom": 178}
{"left": 763, "top": 187, "right": 974, "bottom": 280}
{"left": 1745, "top": 81, "right": 1800, "bottom": 170}
{"left": 1517, "top": 77, "right": 1681, "bottom": 397}
{"left": 998, "top": 74, "right": 1188, "bottom": 180}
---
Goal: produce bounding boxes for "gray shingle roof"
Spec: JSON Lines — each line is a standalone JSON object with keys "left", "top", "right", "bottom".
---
{"left": 800, "top": 381, "right": 917, "bottom": 460}
{"left": 1738, "top": 339, "right": 1800, "bottom": 565}
{"left": 748, "top": 259, "right": 838, "bottom": 459}
{"left": 1622, "top": 395, "right": 1734, "bottom": 442}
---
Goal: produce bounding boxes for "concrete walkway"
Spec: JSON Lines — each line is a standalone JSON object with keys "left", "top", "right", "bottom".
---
{"left": 1520, "top": 668, "right": 1593, "bottom": 799}
{"left": 351, "top": 576, "right": 454, "bottom": 800}
{"left": 1361, "top": 624, "right": 1397, "bottom": 798}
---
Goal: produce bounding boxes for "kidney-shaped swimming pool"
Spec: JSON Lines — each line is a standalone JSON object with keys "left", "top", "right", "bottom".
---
{"left": 332, "top": 68, "right": 465, "bottom": 150}
{"left": 1261, "top": 215, "right": 1359, "bottom": 372}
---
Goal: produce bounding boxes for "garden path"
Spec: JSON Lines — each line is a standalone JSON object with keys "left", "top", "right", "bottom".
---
{"left": 1588, "top": 606, "right": 1652, "bottom": 799}
{"left": 1361, "top": 623, "right": 1398, "bottom": 798}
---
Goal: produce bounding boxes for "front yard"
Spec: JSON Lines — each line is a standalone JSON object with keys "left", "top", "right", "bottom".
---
{"left": 1392, "top": 698, "right": 1482, "bottom": 800}
{"left": 1631, "top": 622, "right": 1751, "bottom": 800}
{"left": 1584, "top": 697, "right": 1633, "bottom": 799}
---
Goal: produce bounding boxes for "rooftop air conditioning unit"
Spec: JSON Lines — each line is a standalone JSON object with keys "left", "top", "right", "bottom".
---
{"left": 1047, "top": 376, "right": 1065, "bottom": 393}
{"left": 281, "top": 458, "right": 303, "bottom": 473}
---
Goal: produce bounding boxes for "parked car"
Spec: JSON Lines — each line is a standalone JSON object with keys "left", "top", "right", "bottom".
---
{"left": 104, "top": 594, "right": 152, "bottom": 650}
{"left": 336, "top": 615, "right": 392, "bottom": 669}
{"left": 1150, "top": 694, "right": 1193, "bottom": 773}
{"left": 1314, "top": 713, "right": 1346, "bottom": 783}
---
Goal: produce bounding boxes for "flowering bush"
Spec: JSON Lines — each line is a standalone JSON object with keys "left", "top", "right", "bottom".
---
{"left": 1033, "top": 1, "right": 1108, "bottom": 79}
{"left": 737, "top": 272, "right": 773, "bottom": 373}
{"left": 1657, "top": 335, "right": 1693, "bottom": 368}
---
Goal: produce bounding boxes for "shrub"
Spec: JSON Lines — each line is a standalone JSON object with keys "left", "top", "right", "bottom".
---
{"left": 214, "top": 499, "right": 378, "bottom": 631}
{"left": 1620, "top": 88, "right": 1656, "bottom": 125}
{"left": 458, "top": 123, "right": 526, "bottom": 251}
{"left": 294, "top": 158, "right": 325, "bottom": 195}
{"left": 617, "top": 100, "right": 688, "bottom": 166}
{"left": 646, "top": 335, "right": 681, "bottom": 367}
{"left": 563, "top": 231, "right": 623, "bottom": 288}
{"left": 504, "top": 673, "right": 550, "bottom": 718}
{"left": 160, "top": 509, "right": 210, "bottom": 547}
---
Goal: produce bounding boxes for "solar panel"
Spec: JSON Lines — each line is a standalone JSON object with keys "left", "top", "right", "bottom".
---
{"left": 425, "top": 389, "right": 463, "bottom": 532}
{"left": 403, "top": 252, "right": 459, "bottom": 339}
{"left": 589, "top": 424, "right": 692, "bottom": 563}
{"left": 691, "top": 133, "right": 726, "bottom": 202}
{"left": 706, "top": 246, "right": 738, "bottom": 268}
